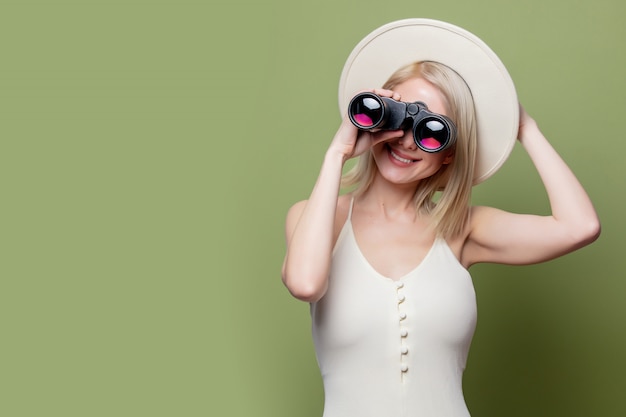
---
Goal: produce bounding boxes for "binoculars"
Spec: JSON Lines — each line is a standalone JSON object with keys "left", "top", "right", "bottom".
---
{"left": 348, "top": 92, "right": 457, "bottom": 153}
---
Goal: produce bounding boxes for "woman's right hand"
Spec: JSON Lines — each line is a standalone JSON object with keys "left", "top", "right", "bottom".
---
{"left": 328, "top": 88, "right": 405, "bottom": 162}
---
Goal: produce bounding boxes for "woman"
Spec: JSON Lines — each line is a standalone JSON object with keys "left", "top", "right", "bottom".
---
{"left": 282, "top": 20, "right": 599, "bottom": 417}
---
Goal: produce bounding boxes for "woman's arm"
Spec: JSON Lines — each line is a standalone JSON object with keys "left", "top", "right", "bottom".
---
{"left": 462, "top": 105, "right": 601, "bottom": 267}
{"left": 281, "top": 150, "right": 345, "bottom": 302}
{"left": 282, "top": 90, "right": 404, "bottom": 302}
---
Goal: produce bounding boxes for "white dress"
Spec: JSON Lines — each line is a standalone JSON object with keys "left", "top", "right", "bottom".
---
{"left": 311, "top": 203, "right": 477, "bottom": 417}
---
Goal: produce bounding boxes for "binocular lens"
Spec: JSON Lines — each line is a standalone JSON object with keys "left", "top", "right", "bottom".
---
{"left": 349, "top": 96, "right": 383, "bottom": 128}
{"left": 415, "top": 119, "right": 448, "bottom": 151}
{"left": 348, "top": 92, "right": 455, "bottom": 153}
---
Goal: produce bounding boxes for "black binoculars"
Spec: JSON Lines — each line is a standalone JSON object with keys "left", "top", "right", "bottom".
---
{"left": 348, "top": 92, "right": 457, "bottom": 153}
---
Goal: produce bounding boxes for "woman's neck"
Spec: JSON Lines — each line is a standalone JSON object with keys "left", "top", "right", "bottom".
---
{"left": 358, "top": 175, "right": 419, "bottom": 220}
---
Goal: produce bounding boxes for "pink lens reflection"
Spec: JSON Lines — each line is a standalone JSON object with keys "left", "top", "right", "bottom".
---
{"left": 420, "top": 137, "right": 441, "bottom": 149}
{"left": 353, "top": 113, "right": 373, "bottom": 127}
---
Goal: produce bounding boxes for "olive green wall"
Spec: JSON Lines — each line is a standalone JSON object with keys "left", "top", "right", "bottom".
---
{"left": 2, "top": 0, "right": 624, "bottom": 416}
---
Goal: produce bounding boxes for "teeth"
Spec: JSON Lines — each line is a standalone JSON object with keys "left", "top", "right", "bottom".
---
{"left": 390, "top": 149, "right": 414, "bottom": 164}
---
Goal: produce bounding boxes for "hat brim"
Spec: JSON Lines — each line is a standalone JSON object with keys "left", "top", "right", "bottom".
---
{"left": 338, "top": 18, "right": 519, "bottom": 184}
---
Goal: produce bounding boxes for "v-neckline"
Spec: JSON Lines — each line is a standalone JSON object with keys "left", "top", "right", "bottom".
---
{"left": 347, "top": 219, "right": 439, "bottom": 283}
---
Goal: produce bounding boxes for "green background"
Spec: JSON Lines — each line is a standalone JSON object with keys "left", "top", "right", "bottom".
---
{"left": 1, "top": 0, "right": 624, "bottom": 416}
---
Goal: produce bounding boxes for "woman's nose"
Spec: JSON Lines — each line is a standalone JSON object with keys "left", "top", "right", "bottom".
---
{"left": 397, "top": 132, "right": 417, "bottom": 150}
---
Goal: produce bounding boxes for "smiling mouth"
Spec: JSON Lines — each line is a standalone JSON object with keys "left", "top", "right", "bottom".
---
{"left": 388, "top": 145, "right": 418, "bottom": 164}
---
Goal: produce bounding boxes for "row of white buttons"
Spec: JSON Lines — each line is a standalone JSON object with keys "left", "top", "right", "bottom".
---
{"left": 396, "top": 281, "right": 409, "bottom": 376}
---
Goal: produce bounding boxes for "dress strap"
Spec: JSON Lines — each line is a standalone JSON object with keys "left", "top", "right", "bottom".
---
{"left": 347, "top": 196, "right": 355, "bottom": 221}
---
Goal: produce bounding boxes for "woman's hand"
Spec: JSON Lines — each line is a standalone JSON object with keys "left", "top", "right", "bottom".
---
{"left": 328, "top": 88, "right": 405, "bottom": 162}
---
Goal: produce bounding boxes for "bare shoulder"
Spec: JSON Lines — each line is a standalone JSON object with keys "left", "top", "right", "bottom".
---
{"left": 286, "top": 199, "right": 308, "bottom": 220}
{"left": 284, "top": 194, "right": 352, "bottom": 244}
{"left": 284, "top": 199, "right": 308, "bottom": 238}
{"left": 468, "top": 205, "right": 502, "bottom": 226}
{"left": 465, "top": 205, "right": 507, "bottom": 243}
{"left": 457, "top": 205, "right": 505, "bottom": 267}
{"left": 469, "top": 204, "right": 498, "bottom": 217}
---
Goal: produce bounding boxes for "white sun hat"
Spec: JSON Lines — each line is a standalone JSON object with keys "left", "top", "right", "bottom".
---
{"left": 338, "top": 18, "right": 519, "bottom": 184}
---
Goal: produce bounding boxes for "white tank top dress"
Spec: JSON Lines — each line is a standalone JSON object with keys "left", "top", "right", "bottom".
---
{"left": 311, "top": 200, "right": 477, "bottom": 417}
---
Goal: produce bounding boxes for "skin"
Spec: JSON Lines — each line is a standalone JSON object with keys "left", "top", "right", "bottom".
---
{"left": 282, "top": 77, "right": 600, "bottom": 302}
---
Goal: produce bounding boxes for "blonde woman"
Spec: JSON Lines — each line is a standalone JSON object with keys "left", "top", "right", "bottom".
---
{"left": 282, "top": 20, "right": 599, "bottom": 417}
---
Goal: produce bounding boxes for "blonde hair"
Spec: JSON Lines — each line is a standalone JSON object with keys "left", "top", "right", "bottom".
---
{"left": 341, "top": 61, "right": 477, "bottom": 238}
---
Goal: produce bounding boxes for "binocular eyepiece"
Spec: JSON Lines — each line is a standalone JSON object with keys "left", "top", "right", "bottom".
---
{"left": 348, "top": 92, "right": 457, "bottom": 153}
